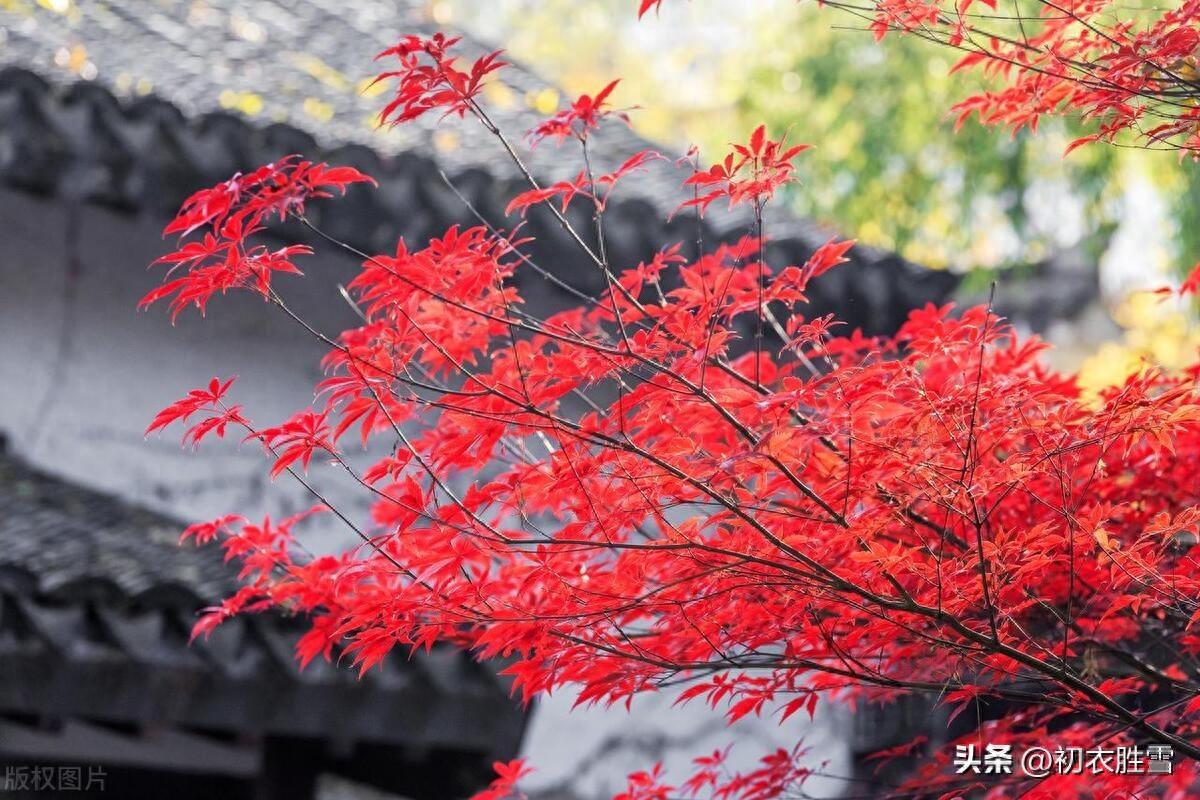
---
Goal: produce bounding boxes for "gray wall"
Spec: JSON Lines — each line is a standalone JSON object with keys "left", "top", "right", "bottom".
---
{"left": 0, "top": 186, "right": 367, "bottom": 533}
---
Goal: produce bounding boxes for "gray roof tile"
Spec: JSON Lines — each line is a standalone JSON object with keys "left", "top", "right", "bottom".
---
{"left": 0, "top": 448, "right": 527, "bottom": 750}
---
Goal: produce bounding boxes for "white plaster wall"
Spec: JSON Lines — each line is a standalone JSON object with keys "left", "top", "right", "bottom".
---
{"left": 0, "top": 187, "right": 370, "bottom": 542}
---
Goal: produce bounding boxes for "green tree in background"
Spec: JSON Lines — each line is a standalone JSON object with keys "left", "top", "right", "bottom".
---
{"left": 446, "top": 0, "right": 1152, "bottom": 270}
{"left": 736, "top": 15, "right": 1123, "bottom": 270}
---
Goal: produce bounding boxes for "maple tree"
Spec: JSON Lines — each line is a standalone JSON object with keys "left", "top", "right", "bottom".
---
{"left": 140, "top": 14, "right": 1200, "bottom": 800}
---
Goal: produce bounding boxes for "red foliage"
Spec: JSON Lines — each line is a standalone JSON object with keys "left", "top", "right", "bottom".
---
{"left": 140, "top": 14, "right": 1200, "bottom": 800}
{"left": 374, "top": 34, "right": 506, "bottom": 126}
{"left": 1183, "top": 263, "right": 1200, "bottom": 296}
{"left": 141, "top": 157, "right": 371, "bottom": 320}
{"left": 680, "top": 125, "right": 810, "bottom": 214}
{"left": 638, "top": 0, "right": 665, "bottom": 19}
{"left": 863, "top": 0, "right": 1200, "bottom": 151}
{"left": 472, "top": 760, "right": 534, "bottom": 800}
{"left": 529, "top": 79, "right": 629, "bottom": 144}
{"left": 255, "top": 410, "right": 334, "bottom": 479}
{"left": 144, "top": 376, "right": 245, "bottom": 447}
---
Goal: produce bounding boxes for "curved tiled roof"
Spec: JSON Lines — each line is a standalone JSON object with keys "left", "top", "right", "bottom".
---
{"left": 0, "top": 446, "right": 234, "bottom": 607}
{"left": 0, "top": 0, "right": 682, "bottom": 208}
{"left": 0, "top": 447, "right": 527, "bottom": 755}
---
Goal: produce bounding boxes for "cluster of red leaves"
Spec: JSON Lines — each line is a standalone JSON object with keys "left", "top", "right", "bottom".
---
{"left": 144, "top": 376, "right": 244, "bottom": 448}
{"left": 257, "top": 410, "right": 334, "bottom": 479}
{"left": 681, "top": 125, "right": 810, "bottom": 214}
{"left": 528, "top": 79, "right": 629, "bottom": 144}
{"left": 142, "top": 19, "right": 1200, "bottom": 800}
{"left": 864, "top": 0, "right": 1200, "bottom": 151}
{"left": 374, "top": 33, "right": 505, "bottom": 126}
{"left": 139, "top": 157, "right": 372, "bottom": 320}
{"left": 869, "top": 0, "right": 945, "bottom": 40}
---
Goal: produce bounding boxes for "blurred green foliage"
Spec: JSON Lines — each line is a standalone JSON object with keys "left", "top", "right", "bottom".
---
{"left": 1174, "top": 168, "right": 1200, "bottom": 269}
{"left": 737, "top": 13, "right": 1123, "bottom": 270}
{"left": 447, "top": 0, "right": 1177, "bottom": 270}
